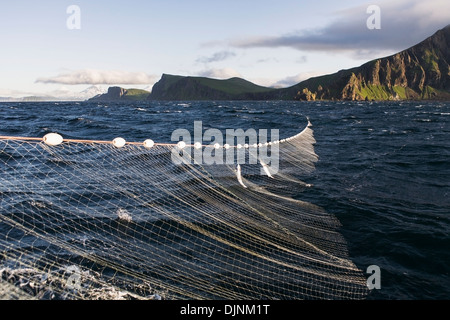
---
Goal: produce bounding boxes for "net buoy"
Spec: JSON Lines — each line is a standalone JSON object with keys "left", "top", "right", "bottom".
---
{"left": 177, "top": 141, "right": 186, "bottom": 149}
{"left": 194, "top": 142, "right": 202, "bottom": 149}
{"left": 43, "top": 133, "right": 63, "bottom": 146}
{"left": 143, "top": 139, "right": 154, "bottom": 149}
{"left": 113, "top": 137, "right": 126, "bottom": 148}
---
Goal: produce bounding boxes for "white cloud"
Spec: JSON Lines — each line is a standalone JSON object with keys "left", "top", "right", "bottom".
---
{"left": 272, "top": 72, "right": 323, "bottom": 88}
{"left": 36, "top": 69, "right": 158, "bottom": 85}
{"left": 230, "top": 0, "right": 449, "bottom": 55}
{"left": 196, "top": 68, "right": 242, "bottom": 79}
{"left": 196, "top": 50, "right": 236, "bottom": 63}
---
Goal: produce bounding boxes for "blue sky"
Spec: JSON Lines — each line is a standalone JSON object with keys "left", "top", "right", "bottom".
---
{"left": 0, "top": 0, "right": 448, "bottom": 99}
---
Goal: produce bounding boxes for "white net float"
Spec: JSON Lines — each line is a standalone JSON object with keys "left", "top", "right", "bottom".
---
{"left": 43, "top": 133, "right": 63, "bottom": 146}
{"left": 112, "top": 137, "right": 126, "bottom": 148}
{"left": 143, "top": 139, "right": 155, "bottom": 149}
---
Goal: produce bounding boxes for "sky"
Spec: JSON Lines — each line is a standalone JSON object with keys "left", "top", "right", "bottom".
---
{"left": 0, "top": 0, "right": 449, "bottom": 99}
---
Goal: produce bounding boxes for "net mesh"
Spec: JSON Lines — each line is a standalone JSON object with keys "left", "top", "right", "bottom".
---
{"left": 0, "top": 122, "right": 369, "bottom": 300}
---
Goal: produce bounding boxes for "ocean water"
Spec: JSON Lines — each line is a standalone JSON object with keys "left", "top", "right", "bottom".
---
{"left": 0, "top": 100, "right": 449, "bottom": 300}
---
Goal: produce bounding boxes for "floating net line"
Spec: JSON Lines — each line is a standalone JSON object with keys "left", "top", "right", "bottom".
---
{"left": 0, "top": 121, "right": 369, "bottom": 300}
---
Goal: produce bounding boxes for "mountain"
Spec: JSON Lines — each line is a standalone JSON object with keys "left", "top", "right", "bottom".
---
{"left": 147, "top": 74, "right": 276, "bottom": 100}
{"left": 146, "top": 25, "right": 450, "bottom": 102}
{"left": 89, "top": 86, "right": 150, "bottom": 101}
{"left": 271, "top": 24, "right": 450, "bottom": 101}
{"left": 0, "top": 95, "right": 62, "bottom": 102}
{"left": 0, "top": 86, "right": 108, "bottom": 102}
{"left": 79, "top": 85, "right": 107, "bottom": 100}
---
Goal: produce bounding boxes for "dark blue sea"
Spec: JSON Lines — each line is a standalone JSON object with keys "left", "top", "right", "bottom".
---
{"left": 0, "top": 100, "right": 449, "bottom": 300}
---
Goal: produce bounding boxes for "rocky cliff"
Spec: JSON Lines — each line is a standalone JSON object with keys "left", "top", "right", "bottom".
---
{"left": 89, "top": 86, "right": 150, "bottom": 101}
{"left": 288, "top": 24, "right": 450, "bottom": 101}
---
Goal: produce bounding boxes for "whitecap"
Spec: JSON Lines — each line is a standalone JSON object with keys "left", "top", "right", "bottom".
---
{"left": 117, "top": 208, "right": 132, "bottom": 222}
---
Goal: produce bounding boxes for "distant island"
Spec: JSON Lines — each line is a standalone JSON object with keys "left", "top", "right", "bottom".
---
{"left": 89, "top": 86, "right": 150, "bottom": 102}
{"left": 90, "top": 24, "right": 450, "bottom": 102}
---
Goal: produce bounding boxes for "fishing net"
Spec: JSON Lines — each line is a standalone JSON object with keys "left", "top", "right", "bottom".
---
{"left": 0, "top": 121, "right": 368, "bottom": 300}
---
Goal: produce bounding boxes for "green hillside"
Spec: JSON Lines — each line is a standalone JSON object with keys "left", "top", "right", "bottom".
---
{"left": 123, "top": 88, "right": 151, "bottom": 100}
{"left": 148, "top": 74, "right": 275, "bottom": 100}
{"left": 89, "top": 87, "right": 150, "bottom": 101}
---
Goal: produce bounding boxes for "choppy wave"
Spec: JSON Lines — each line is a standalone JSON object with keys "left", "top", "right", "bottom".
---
{"left": 0, "top": 100, "right": 449, "bottom": 299}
